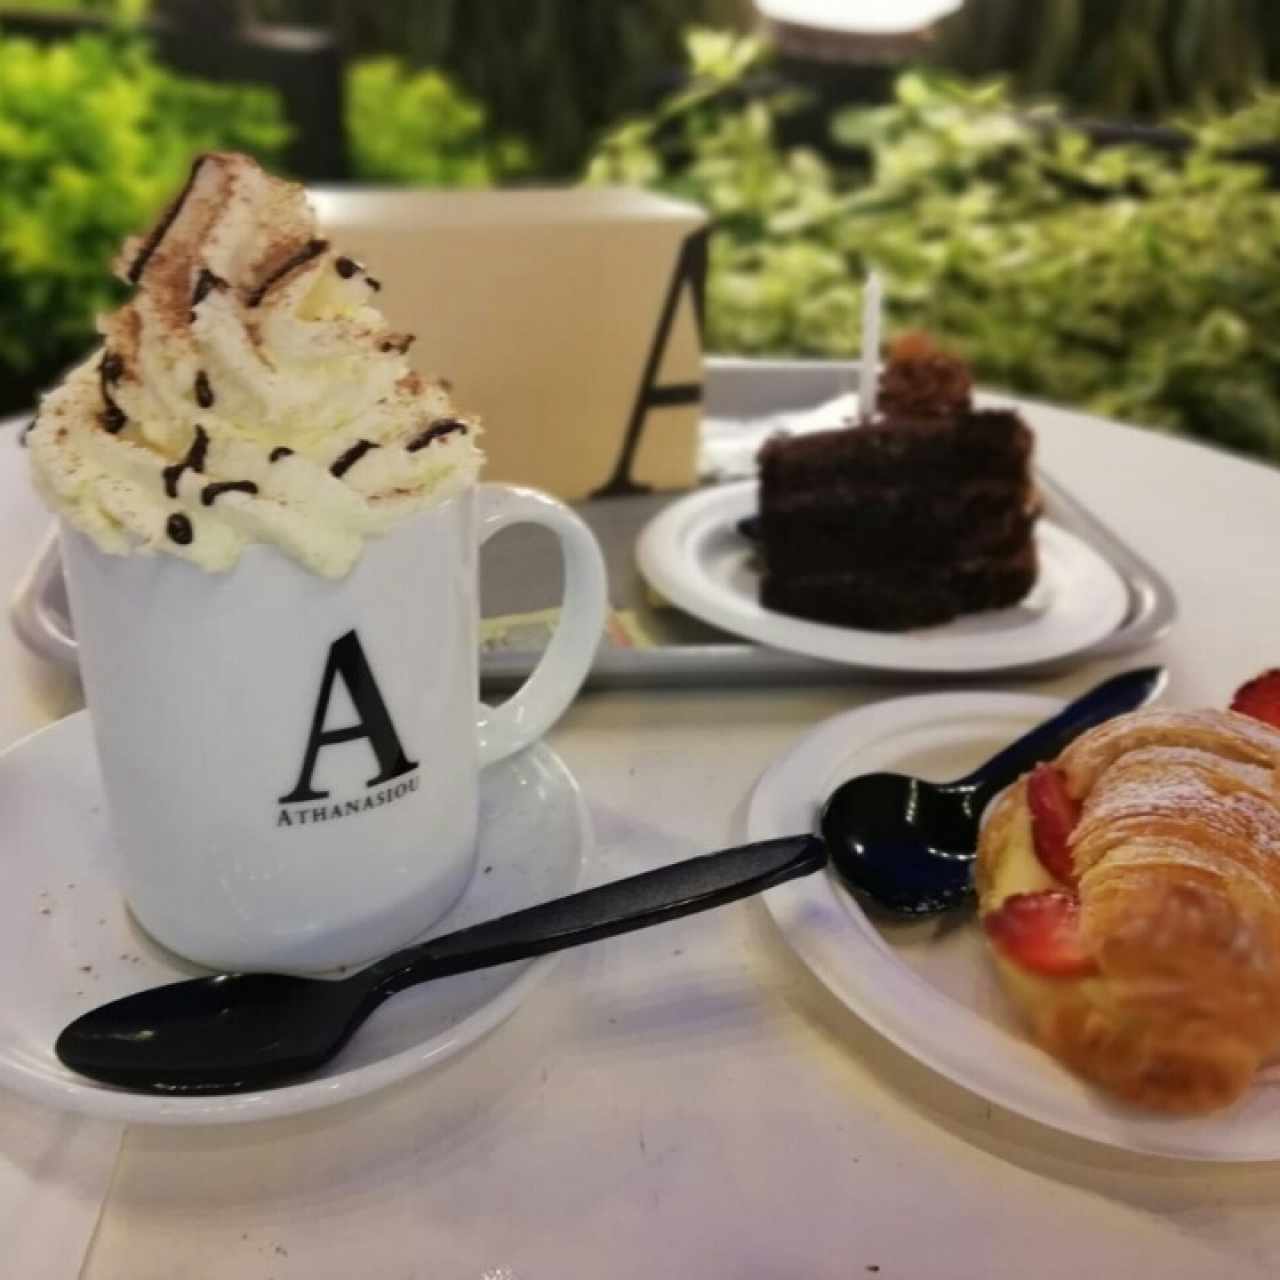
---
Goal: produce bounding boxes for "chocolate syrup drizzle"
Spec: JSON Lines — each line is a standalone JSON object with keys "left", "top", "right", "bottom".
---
{"left": 128, "top": 155, "right": 208, "bottom": 284}
{"left": 98, "top": 351, "right": 127, "bottom": 434}
{"left": 19, "top": 419, "right": 35, "bottom": 447}
{"left": 247, "top": 238, "right": 329, "bottom": 307}
{"left": 189, "top": 268, "right": 228, "bottom": 321}
{"left": 166, "top": 513, "right": 194, "bottom": 545}
{"left": 201, "top": 480, "right": 259, "bottom": 505}
{"left": 194, "top": 370, "right": 214, "bottom": 408}
{"left": 330, "top": 439, "right": 378, "bottom": 477}
{"left": 269, "top": 446, "right": 294, "bottom": 463}
{"left": 407, "top": 418, "right": 467, "bottom": 452}
{"left": 366, "top": 278, "right": 382, "bottom": 292}
{"left": 334, "top": 256, "right": 360, "bottom": 279}
{"left": 162, "top": 426, "right": 210, "bottom": 498}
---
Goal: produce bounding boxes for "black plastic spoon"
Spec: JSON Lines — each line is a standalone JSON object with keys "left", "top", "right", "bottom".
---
{"left": 56, "top": 666, "right": 1162, "bottom": 1095}
{"left": 57, "top": 835, "right": 826, "bottom": 1095}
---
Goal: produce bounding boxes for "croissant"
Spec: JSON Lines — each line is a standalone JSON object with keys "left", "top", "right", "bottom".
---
{"left": 976, "top": 707, "right": 1280, "bottom": 1113}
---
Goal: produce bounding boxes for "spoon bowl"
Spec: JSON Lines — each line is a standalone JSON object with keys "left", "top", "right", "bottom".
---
{"left": 61, "top": 973, "right": 376, "bottom": 1094}
{"left": 821, "top": 772, "right": 980, "bottom": 915}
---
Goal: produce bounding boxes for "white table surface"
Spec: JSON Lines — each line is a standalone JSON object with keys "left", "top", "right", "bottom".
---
{"left": 6, "top": 401, "right": 1280, "bottom": 1279}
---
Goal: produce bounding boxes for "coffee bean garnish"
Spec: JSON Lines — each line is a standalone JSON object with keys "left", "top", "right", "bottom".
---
{"left": 335, "top": 256, "right": 360, "bottom": 279}
{"left": 162, "top": 425, "right": 210, "bottom": 498}
{"left": 166, "top": 513, "right": 194, "bottom": 545}
{"left": 406, "top": 418, "right": 467, "bottom": 452}
{"left": 330, "top": 439, "right": 379, "bottom": 477}
{"left": 201, "top": 480, "right": 259, "bottom": 506}
{"left": 194, "top": 370, "right": 214, "bottom": 408}
{"left": 269, "top": 446, "right": 294, "bottom": 463}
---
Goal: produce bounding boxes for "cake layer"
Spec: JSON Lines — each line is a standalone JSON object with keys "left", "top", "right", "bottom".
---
{"left": 758, "top": 410, "right": 1033, "bottom": 493}
{"left": 760, "top": 544, "right": 1038, "bottom": 631}
{"left": 759, "top": 482, "right": 1037, "bottom": 571}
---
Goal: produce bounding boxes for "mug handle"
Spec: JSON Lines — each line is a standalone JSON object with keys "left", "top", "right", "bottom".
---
{"left": 476, "top": 483, "right": 608, "bottom": 768}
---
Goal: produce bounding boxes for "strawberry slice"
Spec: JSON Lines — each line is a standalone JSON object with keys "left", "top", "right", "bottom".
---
{"left": 1027, "top": 764, "right": 1080, "bottom": 887}
{"left": 1230, "top": 669, "right": 1280, "bottom": 730}
{"left": 983, "top": 891, "right": 1097, "bottom": 978}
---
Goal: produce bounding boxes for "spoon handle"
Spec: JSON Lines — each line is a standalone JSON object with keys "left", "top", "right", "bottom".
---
{"left": 961, "top": 665, "right": 1166, "bottom": 801}
{"left": 367, "top": 835, "right": 826, "bottom": 997}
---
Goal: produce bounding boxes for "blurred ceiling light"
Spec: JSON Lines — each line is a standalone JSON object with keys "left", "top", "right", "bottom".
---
{"left": 753, "top": 0, "right": 963, "bottom": 35}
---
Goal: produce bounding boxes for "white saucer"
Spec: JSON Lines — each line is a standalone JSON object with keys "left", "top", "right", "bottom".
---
{"left": 748, "top": 692, "right": 1280, "bottom": 1161}
{"left": 636, "top": 481, "right": 1130, "bottom": 673}
{"left": 0, "top": 712, "right": 591, "bottom": 1126}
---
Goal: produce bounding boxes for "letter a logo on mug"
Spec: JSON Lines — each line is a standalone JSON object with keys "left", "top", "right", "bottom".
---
{"left": 279, "top": 629, "right": 419, "bottom": 805}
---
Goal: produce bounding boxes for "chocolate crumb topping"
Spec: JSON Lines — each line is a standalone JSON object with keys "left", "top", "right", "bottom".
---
{"left": 166, "top": 513, "right": 194, "bottom": 545}
{"left": 162, "top": 425, "right": 210, "bottom": 498}
{"left": 201, "top": 480, "right": 259, "bottom": 505}
{"left": 330, "top": 439, "right": 379, "bottom": 477}
{"left": 334, "top": 256, "right": 360, "bottom": 279}
{"left": 247, "top": 238, "right": 328, "bottom": 307}
{"left": 194, "top": 370, "right": 214, "bottom": 408}
{"left": 128, "top": 155, "right": 208, "bottom": 284}
{"left": 269, "top": 446, "right": 294, "bottom": 463}
{"left": 407, "top": 418, "right": 467, "bottom": 452}
{"left": 366, "top": 277, "right": 382, "bottom": 292}
{"left": 877, "top": 332, "right": 973, "bottom": 420}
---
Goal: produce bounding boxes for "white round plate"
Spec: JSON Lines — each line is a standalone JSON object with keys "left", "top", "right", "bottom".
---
{"left": 0, "top": 712, "right": 590, "bottom": 1125}
{"left": 636, "top": 481, "right": 1129, "bottom": 673}
{"left": 749, "top": 692, "right": 1280, "bottom": 1161}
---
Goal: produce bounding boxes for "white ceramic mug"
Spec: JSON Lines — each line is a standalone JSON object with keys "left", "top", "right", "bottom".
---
{"left": 60, "top": 484, "right": 607, "bottom": 973}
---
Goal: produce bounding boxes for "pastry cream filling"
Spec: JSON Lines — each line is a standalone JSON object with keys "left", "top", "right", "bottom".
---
{"left": 983, "top": 788, "right": 1106, "bottom": 1013}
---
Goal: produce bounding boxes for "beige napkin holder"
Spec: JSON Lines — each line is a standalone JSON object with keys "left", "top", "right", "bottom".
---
{"left": 311, "top": 186, "right": 707, "bottom": 499}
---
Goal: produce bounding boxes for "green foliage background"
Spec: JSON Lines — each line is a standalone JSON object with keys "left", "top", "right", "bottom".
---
{"left": 934, "top": 0, "right": 1280, "bottom": 117}
{"left": 255, "top": 0, "right": 752, "bottom": 177}
{"left": 589, "top": 33, "right": 1280, "bottom": 462}
{"left": 8, "top": 4, "right": 1280, "bottom": 462}
{"left": 0, "top": 30, "right": 288, "bottom": 406}
{"left": 346, "top": 57, "right": 530, "bottom": 187}
{"left": 0, "top": 25, "right": 508, "bottom": 412}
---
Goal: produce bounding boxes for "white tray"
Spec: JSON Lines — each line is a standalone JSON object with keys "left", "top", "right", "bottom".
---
{"left": 9, "top": 358, "right": 1177, "bottom": 689}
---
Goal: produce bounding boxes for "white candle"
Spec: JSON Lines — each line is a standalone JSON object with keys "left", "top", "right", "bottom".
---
{"left": 858, "top": 270, "right": 882, "bottom": 421}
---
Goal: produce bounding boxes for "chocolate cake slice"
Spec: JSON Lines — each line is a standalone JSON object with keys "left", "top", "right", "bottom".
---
{"left": 756, "top": 336, "right": 1038, "bottom": 631}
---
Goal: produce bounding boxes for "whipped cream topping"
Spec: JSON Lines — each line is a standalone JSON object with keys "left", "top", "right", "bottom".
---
{"left": 28, "top": 152, "right": 483, "bottom": 577}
